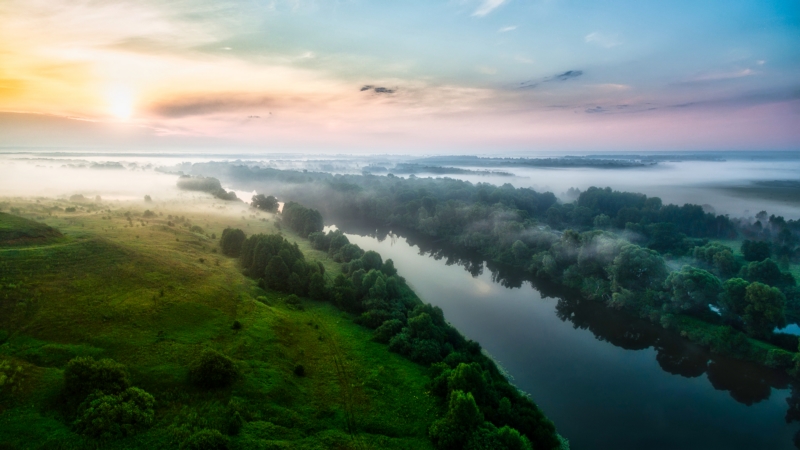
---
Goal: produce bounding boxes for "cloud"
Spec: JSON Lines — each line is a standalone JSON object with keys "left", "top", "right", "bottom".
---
{"left": 584, "top": 32, "right": 622, "bottom": 48}
{"left": 472, "top": 0, "right": 508, "bottom": 17}
{"left": 515, "top": 70, "right": 583, "bottom": 89}
{"left": 150, "top": 95, "right": 275, "bottom": 117}
{"left": 548, "top": 70, "right": 583, "bottom": 81}
{"left": 476, "top": 66, "right": 497, "bottom": 75}
{"left": 361, "top": 85, "right": 396, "bottom": 94}
{"left": 498, "top": 26, "right": 517, "bottom": 33}
{"left": 585, "top": 106, "right": 607, "bottom": 114}
{"left": 689, "top": 69, "right": 755, "bottom": 82}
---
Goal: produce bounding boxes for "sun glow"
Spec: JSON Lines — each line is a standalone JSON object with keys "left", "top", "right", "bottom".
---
{"left": 108, "top": 86, "right": 134, "bottom": 120}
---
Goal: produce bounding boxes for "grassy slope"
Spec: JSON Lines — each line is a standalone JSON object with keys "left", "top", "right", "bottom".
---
{"left": 0, "top": 198, "right": 436, "bottom": 449}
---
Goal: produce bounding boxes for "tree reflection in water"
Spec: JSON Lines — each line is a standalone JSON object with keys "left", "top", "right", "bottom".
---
{"left": 337, "top": 221, "right": 795, "bottom": 412}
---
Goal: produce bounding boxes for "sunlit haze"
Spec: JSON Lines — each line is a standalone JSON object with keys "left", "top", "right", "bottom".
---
{"left": 0, "top": 0, "right": 798, "bottom": 152}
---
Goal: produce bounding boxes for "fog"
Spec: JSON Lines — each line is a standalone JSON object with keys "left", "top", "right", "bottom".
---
{"left": 1, "top": 152, "right": 799, "bottom": 221}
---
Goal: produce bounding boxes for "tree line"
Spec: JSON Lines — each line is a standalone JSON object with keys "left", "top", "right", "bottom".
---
{"left": 221, "top": 220, "right": 562, "bottom": 450}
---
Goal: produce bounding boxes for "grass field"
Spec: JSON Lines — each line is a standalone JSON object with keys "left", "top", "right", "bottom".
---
{"left": 0, "top": 196, "right": 437, "bottom": 449}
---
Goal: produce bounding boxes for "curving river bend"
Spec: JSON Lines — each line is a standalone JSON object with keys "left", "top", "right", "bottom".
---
{"left": 329, "top": 225, "right": 799, "bottom": 450}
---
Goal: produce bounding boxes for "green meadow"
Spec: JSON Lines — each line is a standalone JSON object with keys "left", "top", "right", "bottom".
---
{"left": 0, "top": 198, "right": 437, "bottom": 449}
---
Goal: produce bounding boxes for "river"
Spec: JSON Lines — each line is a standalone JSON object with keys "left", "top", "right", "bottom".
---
{"left": 329, "top": 225, "right": 799, "bottom": 450}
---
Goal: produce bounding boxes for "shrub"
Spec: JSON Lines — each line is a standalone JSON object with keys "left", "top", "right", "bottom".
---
{"left": 180, "top": 429, "right": 230, "bottom": 450}
{"left": 73, "top": 387, "right": 155, "bottom": 438}
{"left": 64, "top": 357, "right": 130, "bottom": 399}
{"left": 373, "top": 319, "right": 404, "bottom": 344}
{"left": 189, "top": 349, "right": 239, "bottom": 389}
{"left": 293, "top": 364, "right": 305, "bottom": 377}
{"left": 220, "top": 228, "right": 246, "bottom": 257}
{"left": 765, "top": 349, "right": 794, "bottom": 369}
{"left": 285, "top": 294, "right": 304, "bottom": 311}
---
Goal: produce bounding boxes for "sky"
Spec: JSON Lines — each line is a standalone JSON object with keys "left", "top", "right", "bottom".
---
{"left": 0, "top": 0, "right": 798, "bottom": 153}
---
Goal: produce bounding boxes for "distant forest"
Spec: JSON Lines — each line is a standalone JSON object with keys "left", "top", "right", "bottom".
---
{"left": 187, "top": 162, "right": 800, "bottom": 377}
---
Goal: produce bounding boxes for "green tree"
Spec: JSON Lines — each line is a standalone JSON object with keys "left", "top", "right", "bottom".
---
{"left": 466, "top": 424, "right": 533, "bottom": 450}
{"left": 718, "top": 278, "right": 750, "bottom": 318}
{"left": 181, "top": 429, "right": 230, "bottom": 450}
{"left": 74, "top": 387, "right": 155, "bottom": 438}
{"left": 265, "top": 256, "right": 290, "bottom": 292}
{"left": 64, "top": 357, "right": 130, "bottom": 400}
{"left": 251, "top": 194, "right": 278, "bottom": 212}
{"left": 610, "top": 244, "right": 668, "bottom": 291}
{"left": 664, "top": 266, "right": 722, "bottom": 314}
{"left": 220, "top": 228, "right": 246, "bottom": 257}
{"left": 429, "top": 390, "right": 484, "bottom": 449}
{"left": 308, "top": 272, "right": 327, "bottom": 301}
{"left": 743, "top": 282, "right": 786, "bottom": 338}
{"left": 741, "top": 240, "right": 770, "bottom": 262}
{"left": 189, "top": 349, "right": 239, "bottom": 389}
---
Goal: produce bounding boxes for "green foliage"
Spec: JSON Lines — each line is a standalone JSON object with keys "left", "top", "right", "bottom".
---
{"left": 189, "top": 349, "right": 240, "bottom": 389}
{"left": 693, "top": 242, "right": 739, "bottom": 278}
{"left": 429, "top": 390, "right": 484, "bottom": 449}
{"left": 741, "top": 239, "right": 771, "bottom": 262}
{"left": 281, "top": 202, "right": 323, "bottom": 237}
{"left": 73, "top": 387, "right": 155, "bottom": 438}
{"left": 63, "top": 357, "right": 131, "bottom": 400}
{"left": 663, "top": 266, "right": 722, "bottom": 314}
{"left": 373, "top": 319, "right": 404, "bottom": 344}
{"left": 739, "top": 258, "right": 796, "bottom": 289}
{"left": 0, "top": 212, "right": 63, "bottom": 246}
{"left": 465, "top": 424, "right": 533, "bottom": 450}
{"left": 180, "top": 429, "right": 230, "bottom": 450}
{"left": 718, "top": 278, "right": 750, "bottom": 318}
{"left": 765, "top": 349, "right": 794, "bottom": 369}
{"left": 610, "top": 244, "right": 667, "bottom": 292}
{"left": 219, "top": 228, "right": 246, "bottom": 257}
{"left": 743, "top": 282, "right": 786, "bottom": 338}
{"left": 251, "top": 194, "right": 278, "bottom": 212}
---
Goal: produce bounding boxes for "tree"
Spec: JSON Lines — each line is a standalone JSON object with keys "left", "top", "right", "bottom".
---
{"left": 265, "top": 256, "right": 290, "bottom": 292}
{"left": 429, "top": 390, "right": 484, "bottom": 449}
{"left": 74, "top": 387, "right": 155, "bottom": 438}
{"left": 144, "top": 195, "right": 152, "bottom": 202}
{"left": 609, "top": 244, "right": 668, "bottom": 292}
{"left": 664, "top": 266, "right": 722, "bottom": 314}
{"left": 64, "top": 357, "right": 131, "bottom": 400}
{"left": 251, "top": 194, "right": 278, "bottom": 212}
{"left": 739, "top": 258, "right": 795, "bottom": 288}
{"left": 718, "top": 278, "right": 750, "bottom": 318}
{"left": 741, "top": 240, "right": 771, "bottom": 262}
{"left": 220, "top": 228, "right": 246, "bottom": 257}
{"left": 743, "top": 282, "right": 786, "bottom": 338}
{"left": 308, "top": 272, "right": 328, "bottom": 301}
{"left": 189, "top": 349, "right": 239, "bottom": 389}
{"left": 181, "top": 429, "right": 230, "bottom": 450}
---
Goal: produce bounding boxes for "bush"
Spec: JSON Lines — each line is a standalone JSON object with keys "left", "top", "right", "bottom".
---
{"left": 765, "top": 349, "right": 795, "bottom": 369}
{"left": 219, "top": 228, "right": 246, "bottom": 257}
{"left": 74, "top": 387, "right": 155, "bottom": 438}
{"left": 64, "top": 357, "right": 130, "bottom": 399}
{"left": 180, "top": 429, "right": 230, "bottom": 450}
{"left": 285, "top": 294, "right": 304, "bottom": 311}
{"left": 189, "top": 349, "right": 239, "bottom": 389}
{"left": 293, "top": 364, "right": 305, "bottom": 377}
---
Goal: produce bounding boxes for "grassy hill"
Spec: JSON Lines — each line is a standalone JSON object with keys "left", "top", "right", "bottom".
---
{"left": 0, "top": 199, "right": 437, "bottom": 449}
{"left": 0, "top": 212, "right": 63, "bottom": 247}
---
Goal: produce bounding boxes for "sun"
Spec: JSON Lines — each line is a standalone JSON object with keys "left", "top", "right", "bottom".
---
{"left": 108, "top": 86, "right": 134, "bottom": 120}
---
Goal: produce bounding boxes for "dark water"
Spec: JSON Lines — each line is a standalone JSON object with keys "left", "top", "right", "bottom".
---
{"left": 331, "top": 225, "right": 800, "bottom": 450}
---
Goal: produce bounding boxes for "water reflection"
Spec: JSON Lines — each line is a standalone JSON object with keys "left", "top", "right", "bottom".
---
{"left": 332, "top": 219, "right": 794, "bottom": 408}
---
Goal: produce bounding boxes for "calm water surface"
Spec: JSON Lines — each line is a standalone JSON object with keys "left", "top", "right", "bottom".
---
{"left": 332, "top": 226, "right": 799, "bottom": 450}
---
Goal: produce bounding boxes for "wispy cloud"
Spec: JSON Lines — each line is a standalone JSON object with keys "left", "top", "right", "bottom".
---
{"left": 548, "top": 70, "right": 583, "bottom": 81}
{"left": 584, "top": 32, "right": 622, "bottom": 48}
{"left": 150, "top": 95, "right": 275, "bottom": 117}
{"left": 472, "top": 0, "right": 508, "bottom": 17}
{"left": 498, "top": 25, "right": 517, "bottom": 33}
{"left": 360, "top": 85, "right": 396, "bottom": 94}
